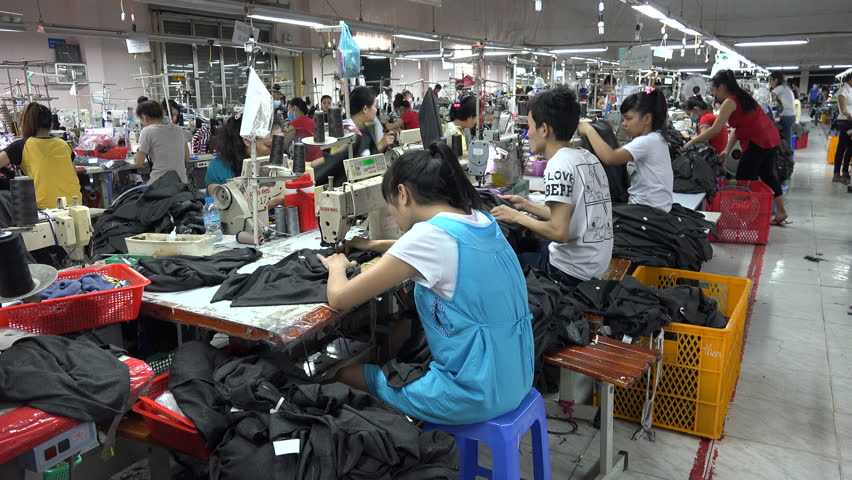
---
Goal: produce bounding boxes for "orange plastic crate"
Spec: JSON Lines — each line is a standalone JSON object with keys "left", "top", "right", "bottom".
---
{"left": 610, "top": 267, "right": 752, "bottom": 439}
{"left": 0, "top": 264, "right": 150, "bottom": 335}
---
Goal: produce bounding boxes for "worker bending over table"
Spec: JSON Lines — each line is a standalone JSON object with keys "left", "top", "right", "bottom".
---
{"left": 317, "top": 142, "right": 534, "bottom": 425}
{"left": 491, "top": 86, "right": 614, "bottom": 287}
{"left": 0, "top": 102, "right": 81, "bottom": 209}
{"left": 685, "top": 97, "right": 730, "bottom": 155}
{"left": 133, "top": 100, "right": 189, "bottom": 184}
{"left": 579, "top": 87, "right": 674, "bottom": 213}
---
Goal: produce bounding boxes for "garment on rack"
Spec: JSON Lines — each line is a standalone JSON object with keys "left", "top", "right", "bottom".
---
{"left": 570, "top": 276, "right": 677, "bottom": 340}
{"left": 211, "top": 248, "right": 374, "bottom": 307}
{"left": 672, "top": 144, "right": 719, "bottom": 198}
{"left": 136, "top": 247, "right": 262, "bottom": 292}
{"left": 661, "top": 285, "right": 728, "bottom": 328}
{"left": 0, "top": 336, "right": 130, "bottom": 422}
{"left": 91, "top": 171, "right": 206, "bottom": 257}
{"left": 169, "top": 342, "right": 459, "bottom": 480}
{"left": 612, "top": 203, "right": 714, "bottom": 271}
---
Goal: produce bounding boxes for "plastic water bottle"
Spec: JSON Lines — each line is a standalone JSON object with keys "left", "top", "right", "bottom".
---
{"left": 203, "top": 197, "right": 223, "bottom": 243}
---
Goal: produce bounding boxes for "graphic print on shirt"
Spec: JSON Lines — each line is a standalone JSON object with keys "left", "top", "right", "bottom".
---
{"left": 544, "top": 169, "right": 574, "bottom": 198}
{"left": 578, "top": 163, "right": 614, "bottom": 243}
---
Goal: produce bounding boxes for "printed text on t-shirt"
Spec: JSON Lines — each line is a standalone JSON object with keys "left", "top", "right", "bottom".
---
{"left": 545, "top": 170, "right": 574, "bottom": 197}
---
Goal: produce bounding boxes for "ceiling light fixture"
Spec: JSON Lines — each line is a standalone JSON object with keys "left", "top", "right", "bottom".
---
{"left": 393, "top": 34, "right": 439, "bottom": 42}
{"left": 834, "top": 64, "right": 852, "bottom": 68}
{"left": 766, "top": 66, "right": 799, "bottom": 70}
{"left": 405, "top": 53, "right": 445, "bottom": 59}
{"left": 535, "top": 0, "right": 542, "bottom": 12}
{"left": 551, "top": 46, "right": 608, "bottom": 53}
{"left": 819, "top": 65, "right": 834, "bottom": 69}
{"left": 734, "top": 40, "right": 808, "bottom": 47}
{"left": 248, "top": 14, "right": 325, "bottom": 28}
{"left": 678, "top": 68, "right": 707, "bottom": 72}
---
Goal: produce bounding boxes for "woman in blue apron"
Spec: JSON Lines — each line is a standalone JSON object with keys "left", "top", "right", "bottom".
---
{"left": 318, "top": 141, "right": 534, "bottom": 425}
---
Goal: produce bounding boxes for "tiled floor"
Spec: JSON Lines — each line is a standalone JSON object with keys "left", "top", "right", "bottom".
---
{"left": 513, "top": 124, "right": 851, "bottom": 480}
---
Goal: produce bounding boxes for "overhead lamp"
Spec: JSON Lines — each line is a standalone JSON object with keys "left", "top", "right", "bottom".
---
{"left": 734, "top": 40, "right": 808, "bottom": 47}
{"left": 0, "top": 27, "right": 24, "bottom": 32}
{"left": 834, "top": 64, "right": 852, "bottom": 68}
{"left": 551, "top": 47, "right": 608, "bottom": 53}
{"left": 678, "top": 68, "right": 707, "bottom": 72}
{"left": 632, "top": 5, "right": 667, "bottom": 20}
{"left": 405, "top": 53, "right": 445, "bottom": 59}
{"left": 819, "top": 65, "right": 834, "bottom": 69}
{"left": 365, "top": 55, "right": 389, "bottom": 59}
{"left": 766, "top": 66, "right": 799, "bottom": 70}
{"left": 248, "top": 14, "right": 325, "bottom": 28}
{"left": 483, "top": 51, "right": 514, "bottom": 56}
{"left": 393, "top": 34, "right": 439, "bottom": 42}
{"left": 657, "top": 44, "right": 698, "bottom": 50}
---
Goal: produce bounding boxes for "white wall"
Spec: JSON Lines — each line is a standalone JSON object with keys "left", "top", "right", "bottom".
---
{"left": 0, "top": 0, "right": 156, "bottom": 116}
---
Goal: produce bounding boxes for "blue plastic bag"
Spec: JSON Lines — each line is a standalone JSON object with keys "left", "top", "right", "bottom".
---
{"left": 337, "top": 22, "right": 361, "bottom": 79}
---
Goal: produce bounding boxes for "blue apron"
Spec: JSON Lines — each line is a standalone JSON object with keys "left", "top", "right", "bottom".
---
{"left": 365, "top": 213, "right": 534, "bottom": 424}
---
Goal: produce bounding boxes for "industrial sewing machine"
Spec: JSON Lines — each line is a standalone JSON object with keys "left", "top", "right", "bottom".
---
{"left": 212, "top": 155, "right": 300, "bottom": 234}
{"left": 316, "top": 154, "right": 400, "bottom": 249}
{"left": 18, "top": 202, "right": 92, "bottom": 260}
{"left": 384, "top": 128, "right": 424, "bottom": 164}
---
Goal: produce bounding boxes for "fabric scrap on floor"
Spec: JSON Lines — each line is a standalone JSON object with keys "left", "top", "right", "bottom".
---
{"left": 135, "top": 247, "right": 262, "bottom": 293}
{"left": 169, "top": 341, "right": 459, "bottom": 480}
{"left": 0, "top": 335, "right": 130, "bottom": 422}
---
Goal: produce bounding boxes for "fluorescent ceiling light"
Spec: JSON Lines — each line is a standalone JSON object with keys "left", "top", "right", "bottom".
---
{"left": 834, "top": 64, "right": 852, "bottom": 68}
{"left": 734, "top": 40, "right": 808, "bottom": 47}
{"left": 365, "top": 55, "right": 389, "bottom": 59}
{"left": 551, "top": 47, "right": 608, "bottom": 53}
{"left": 0, "top": 27, "right": 24, "bottom": 32}
{"left": 678, "top": 68, "right": 707, "bottom": 72}
{"left": 248, "top": 14, "right": 324, "bottom": 28}
{"left": 393, "top": 34, "right": 438, "bottom": 42}
{"left": 632, "top": 5, "right": 667, "bottom": 20}
{"left": 681, "top": 28, "right": 701, "bottom": 36}
{"left": 405, "top": 53, "right": 445, "bottom": 59}
{"left": 819, "top": 65, "right": 834, "bottom": 68}
{"left": 766, "top": 66, "right": 798, "bottom": 70}
{"left": 656, "top": 44, "right": 698, "bottom": 50}
{"left": 483, "top": 51, "right": 514, "bottom": 56}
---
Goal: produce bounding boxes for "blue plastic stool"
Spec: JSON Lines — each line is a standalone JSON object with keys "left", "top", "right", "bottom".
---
{"left": 424, "top": 388, "right": 551, "bottom": 480}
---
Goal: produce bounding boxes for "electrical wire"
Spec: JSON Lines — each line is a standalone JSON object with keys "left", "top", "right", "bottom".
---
{"left": 38, "top": 210, "right": 59, "bottom": 246}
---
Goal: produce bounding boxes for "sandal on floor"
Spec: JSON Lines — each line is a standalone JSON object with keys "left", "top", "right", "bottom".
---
{"left": 771, "top": 218, "right": 791, "bottom": 226}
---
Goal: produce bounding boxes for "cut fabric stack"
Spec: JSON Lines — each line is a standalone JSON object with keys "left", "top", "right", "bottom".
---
{"left": 612, "top": 203, "right": 714, "bottom": 271}
{"left": 672, "top": 144, "right": 721, "bottom": 198}
{"left": 92, "top": 171, "right": 206, "bottom": 257}
{"left": 168, "top": 342, "right": 459, "bottom": 480}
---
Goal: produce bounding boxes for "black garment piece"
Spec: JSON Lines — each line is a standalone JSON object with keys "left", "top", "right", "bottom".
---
{"left": 662, "top": 123, "right": 686, "bottom": 161}
{"left": 524, "top": 267, "right": 590, "bottom": 392}
{"left": 211, "top": 248, "right": 374, "bottom": 307}
{"left": 612, "top": 203, "right": 714, "bottom": 271}
{"left": 672, "top": 144, "right": 719, "bottom": 198}
{"left": 91, "top": 171, "right": 206, "bottom": 257}
{"left": 736, "top": 143, "right": 784, "bottom": 198}
{"left": 579, "top": 119, "right": 629, "bottom": 204}
{"left": 571, "top": 276, "right": 677, "bottom": 339}
{"left": 0, "top": 336, "right": 130, "bottom": 422}
{"left": 169, "top": 342, "right": 459, "bottom": 480}
{"left": 136, "top": 247, "right": 262, "bottom": 292}
{"left": 476, "top": 190, "right": 532, "bottom": 252}
{"left": 661, "top": 286, "right": 728, "bottom": 328}
{"left": 380, "top": 318, "right": 435, "bottom": 388}
{"left": 313, "top": 129, "right": 379, "bottom": 188}
{"left": 774, "top": 121, "right": 796, "bottom": 182}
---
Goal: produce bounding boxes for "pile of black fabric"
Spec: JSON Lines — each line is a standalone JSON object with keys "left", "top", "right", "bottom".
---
{"left": 672, "top": 144, "right": 720, "bottom": 198}
{"left": 0, "top": 336, "right": 130, "bottom": 422}
{"left": 570, "top": 276, "right": 677, "bottom": 340}
{"left": 661, "top": 285, "right": 728, "bottom": 328}
{"left": 169, "top": 342, "right": 458, "bottom": 480}
{"left": 476, "top": 190, "right": 535, "bottom": 251}
{"left": 662, "top": 123, "right": 686, "bottom": 160}
{"left": 136, "top": 248, "right": 262, "bottom": 292}
{"left": 524, "top": 267, "right": 590, "bottom": 392}
{"left": 211, "top": 248, "right": 377, "bottom": 307}
{"left": 91, "top": 171, "right": 206, "bottom": 257}
{"left": 579, "top": 119, "right": 629, "bottom": 204}
{"left": 612, "top": 203, "right": 714, "bottom": 271}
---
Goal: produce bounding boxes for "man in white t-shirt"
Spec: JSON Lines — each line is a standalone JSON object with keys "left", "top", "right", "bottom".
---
{"left": 491, "top": 86, "right": 614, "bottom": 285}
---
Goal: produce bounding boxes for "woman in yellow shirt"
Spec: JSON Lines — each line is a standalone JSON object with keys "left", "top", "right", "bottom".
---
{"left": 442, "top": 96, "right": 477, "bottom": 158}
{"left": 0, "top": 103, "right": 81, "bottom": 209}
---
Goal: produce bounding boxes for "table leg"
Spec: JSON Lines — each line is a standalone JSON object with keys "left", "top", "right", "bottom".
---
{"left": 98, "top": 174, "right": 110, "bottom": 208}
{"left": 595, "top": 382, "right": 628, "bottom": 480}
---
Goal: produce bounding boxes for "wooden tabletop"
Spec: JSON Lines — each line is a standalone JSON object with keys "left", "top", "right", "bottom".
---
{"left": 544, "top": 336, "right": 661, "bottom": 388}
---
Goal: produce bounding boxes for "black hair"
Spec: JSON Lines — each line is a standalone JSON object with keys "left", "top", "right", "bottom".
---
{"left": 686, "top": 97, "right": 709, "bottom": 112}
{"left": 449, "top": 96, "right": 477, "bottom": 122}
{"left": 393, "top": 97, "right": 411, "bottom": 110}
{"left": 769, "top": 71, "right": 786, "bottom": 86}
{"left": 620, "top": 89, "right": 668, "bottom": 131}
{"left": 212, "top": 114, "right": 282, "bottom": 175}
{"left": 289, "top": 97, "right": 308, "bottom": 115}
{"left": 711, "top": 69, "right": 758, "bottom": 112}
{"left": 528, "top": 86, "right": 580, "bottom": 141}
{"left": 21, "top": 102, "right": 52, "bottom": 138}
{"left": 434, "top": 83, "right": 442, "bottom": 91}
{"left": 135, "top": 100, "right": 164, "bottom": 120}
{"left": 320, "top": 95, "right": 332, "bottom": 102}
{"left": 382, "top": 141, "right": 482, "bottom": 214}
{"left": 136, "top": 96, "right": 148, "bottom": 104}
{"left": 349, "top": 86, "right": 376, "bottom": 115}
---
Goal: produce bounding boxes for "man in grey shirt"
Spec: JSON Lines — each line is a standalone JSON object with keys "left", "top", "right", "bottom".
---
{"left": 133, "top": 100, "right": 189, "bottom": 184}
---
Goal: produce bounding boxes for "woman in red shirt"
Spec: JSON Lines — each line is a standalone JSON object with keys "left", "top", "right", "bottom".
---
{"left": 684, "top": 70, "right": 787, "bottom": 225}
{"left": 686, "top": 97, "right": 729, "bottom": 154}
{"left": 382, "top": 98, "right": 420, "bottom": 131}
{"left": 284, "top": 98, "right": 322, "bottom": 163}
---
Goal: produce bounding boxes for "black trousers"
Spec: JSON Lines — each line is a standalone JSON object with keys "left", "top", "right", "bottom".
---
{"left": 737, "top": 143, "right": 784, "bottom": 198}
{"left": 834, "top": 121, "right": 852, "bottom": 175}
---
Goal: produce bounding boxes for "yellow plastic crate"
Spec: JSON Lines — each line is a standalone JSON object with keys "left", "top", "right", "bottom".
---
{"left": 610, "top": 267, "right": 752, "bottom": 439}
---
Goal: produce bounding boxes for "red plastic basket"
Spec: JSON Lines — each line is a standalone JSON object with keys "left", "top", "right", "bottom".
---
{"left": 0, "top": 263, "right": 151, "bottom": 335}
{"left": 707, "top": 180, "right": 774, "bottom": 245}
{"left": 132, "top": 373, "right": 211, "bottom": 458}
{"left": 74, "top": 147, "right": 129, "bottom": 160}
